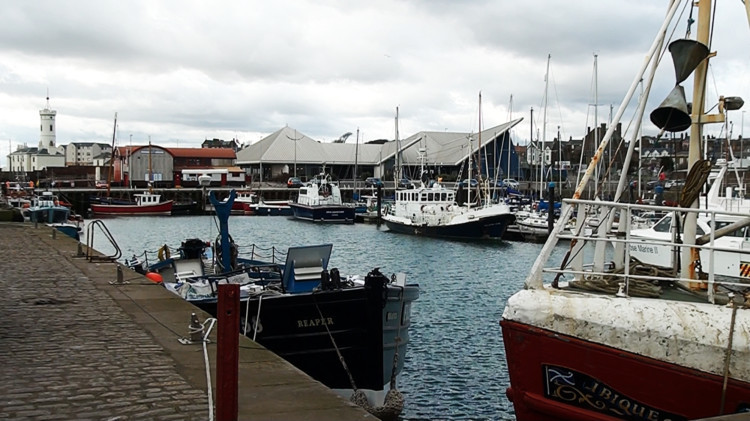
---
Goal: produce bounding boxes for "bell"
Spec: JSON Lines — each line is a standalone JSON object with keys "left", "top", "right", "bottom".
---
{"left": 650, "top": 85, "right": 692, "bottom": 132}
{"left": 669, "top": 39, "right": 710, "bottom": 84}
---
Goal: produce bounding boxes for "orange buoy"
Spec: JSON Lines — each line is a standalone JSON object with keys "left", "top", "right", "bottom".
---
{"left": 145, "top": 272, "right": 163, "bottom": 283}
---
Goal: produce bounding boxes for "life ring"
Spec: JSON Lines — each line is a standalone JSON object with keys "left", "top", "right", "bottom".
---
{"left": 158, "top": 244, "right": 171, "bottom": 261}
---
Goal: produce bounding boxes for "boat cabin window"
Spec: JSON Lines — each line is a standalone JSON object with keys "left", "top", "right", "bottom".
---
{"left": 653, "top": 214, "right": 705, "bottom": 235}
{"left": 712, "top": 221, "right": 747, "bottom": 237}
{"left": 652, "top": 215, "right": 672, "bottom": 233}
{"left": 428, "top": 193, "right": 434, "bottom": 201}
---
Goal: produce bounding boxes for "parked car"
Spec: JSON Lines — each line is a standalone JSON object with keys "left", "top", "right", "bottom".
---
{"left": 398, "top": 178, "right": 415, "bottom": 189}
{"left": 364, "top": 177, "right": 384, "bottom": 187}
{"left": 503, "top": 178, "right": 519, "bottom": 189}
{"left": 287, "top": 177, "right": 303, "bottom": 188}
{"left": 95, "top": 180, "right": 109, "bottom": 189}
{"left": 458, "top": 178, "right": 479, "bottom": 188}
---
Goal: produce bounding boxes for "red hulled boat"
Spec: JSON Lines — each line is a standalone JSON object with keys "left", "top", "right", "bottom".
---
{"left": 500, "top": 1, "right": 750, "bottom": 420}
{"left": 90, "top": 191, "right": 173, "bottom": 216}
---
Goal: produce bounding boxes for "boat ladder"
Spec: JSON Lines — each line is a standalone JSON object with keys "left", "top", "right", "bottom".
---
{"left": 84, "top": 219, "right": 122, "bottom": 262}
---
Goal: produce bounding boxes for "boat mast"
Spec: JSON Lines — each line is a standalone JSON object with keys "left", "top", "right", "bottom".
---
{"left": 477, "top": 91, "right": 483, "bottom": 184}
{"left": 148, "top": 137, "right": 153, "bottom": 193}
{"left": 354, "top": 128, "right": 359, "bottom": 196}
{"left": 594, "top": 53, "right": 599, "bottom": 193}
{"left": 681, "top": 0, "right": 712, "bottom": 281}
{"left": 106, "top": 112, "right": 117, "bottom": 197}
{"left": 541, "top": 54, "right": 550, "bottom": 199}
{"left": 395, "top": 107, "right": 401, "bottom": 184}
{"left": 507, "top": 95, "right": 513, "bottom": 183}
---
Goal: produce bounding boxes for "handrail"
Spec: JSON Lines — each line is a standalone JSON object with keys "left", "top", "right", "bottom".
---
{"left": 537, "top": 198, "right": 750, "bottom": 304}
{"left": 85, "top": 219, "right": 122, "bottom": 262}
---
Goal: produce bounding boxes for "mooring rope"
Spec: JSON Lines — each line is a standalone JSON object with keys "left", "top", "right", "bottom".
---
{"left": 311, "top": 292, "right": 359, "bottom": 391}
{"left": 719, "top": 296, "right": 738, "bottom": 415}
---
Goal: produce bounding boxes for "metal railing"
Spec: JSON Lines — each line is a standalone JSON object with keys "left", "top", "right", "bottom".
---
{"left": 85, "top": 219, "right": 122, "bottom": 262}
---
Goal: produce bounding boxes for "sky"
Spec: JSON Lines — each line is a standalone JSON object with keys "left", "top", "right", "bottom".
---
{"left": 1, "top": 0, "right": 749, "bottom": 170}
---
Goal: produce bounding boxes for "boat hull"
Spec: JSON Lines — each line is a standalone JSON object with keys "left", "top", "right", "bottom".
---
{"left": 289, "top": 203, "right": 355, "bottom": 223}
{"left": 383, "top": 213, "right": 513, "bottom": 239}
{"left": 501, "top": 319, "right": 750, "bottom": 420}
{"left": 244, "top": 202, "right": 293, "bottom": 216}
{"left": 91, "top": 200, "right": 174, "bottom": 216}
{"left": 191, "top": 281, "right": 418, "bottom": 393}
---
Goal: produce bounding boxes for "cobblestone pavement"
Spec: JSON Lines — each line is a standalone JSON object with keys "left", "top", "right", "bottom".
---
{"left": 0, "top": 223, "right": 374, "bottom": 421}
{"left": 0, "top": 224, "right": 210, "bottom": 420}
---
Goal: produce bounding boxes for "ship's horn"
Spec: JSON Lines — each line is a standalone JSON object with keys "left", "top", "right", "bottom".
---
{"left": 669, "top": 39, "right": 710, "bottom": 84}
{"left": 650, "top": 85, "right": 692, "bottom": 132}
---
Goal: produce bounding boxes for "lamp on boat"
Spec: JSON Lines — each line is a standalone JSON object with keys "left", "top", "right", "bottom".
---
{"left": 723, "top": 96, "right": 745, "bottom": 111}
{"left": 650, "top": 85, "right": 692, "bottom": 132}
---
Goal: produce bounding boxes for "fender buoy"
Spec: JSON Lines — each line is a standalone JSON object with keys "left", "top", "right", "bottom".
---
{"left": 145, "top": 272, "right": 163, "bottom": 283}
{"left": 158, "top": 245, "right": 171, "bottom": 261}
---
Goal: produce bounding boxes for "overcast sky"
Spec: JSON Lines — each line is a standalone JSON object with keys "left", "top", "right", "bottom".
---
{"left": 1, "top": 0, "right": 749, "bottom": 169}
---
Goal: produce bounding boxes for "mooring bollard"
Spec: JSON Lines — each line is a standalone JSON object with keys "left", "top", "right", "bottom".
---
{"left": 216, "top": 283, "right": 239, "bottom": 421}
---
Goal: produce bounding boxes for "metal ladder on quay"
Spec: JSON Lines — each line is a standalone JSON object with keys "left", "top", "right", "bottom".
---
{"left": 83, "top": 219, "right": 122, "bottom": 262}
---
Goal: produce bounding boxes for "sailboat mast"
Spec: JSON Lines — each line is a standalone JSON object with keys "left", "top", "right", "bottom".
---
{"left": 354, "top": 128, "right": 359, "bottom": 195}
{"left": 478, "top": 91, "right": 482, "bottom": 182}
{"left": 148, "top": 137, "right": 153, "bottom": 193}
{"left": 594, "top": 53, "right": 599, "bottom": 191}
{"left": 106, "top": 112, "right": 117, "bottom": 197}
{"left": 507, "top": 94, "right": 513, "bottom": 181}
{"left": 541, "top": 54, "right": 550, "bottom": 196}
{"left": 395, "top": 107, "right": 401, "bottom": 183}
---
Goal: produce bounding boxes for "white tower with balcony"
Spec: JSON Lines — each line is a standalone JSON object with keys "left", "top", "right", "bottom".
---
{"left": 39, "top": 96, "right": 57, "bottom": 150}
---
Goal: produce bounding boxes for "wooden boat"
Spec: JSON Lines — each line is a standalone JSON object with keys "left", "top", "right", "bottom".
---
{"left": 90, "top": 191, "right": 173, "bottom": 216}
{"left": 501, "top": 2, "right": 750, "bottom": 420}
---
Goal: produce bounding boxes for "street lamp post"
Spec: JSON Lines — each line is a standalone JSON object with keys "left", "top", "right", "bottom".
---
{"left": 286, "top": 130, "right": 302, "bottom": 178}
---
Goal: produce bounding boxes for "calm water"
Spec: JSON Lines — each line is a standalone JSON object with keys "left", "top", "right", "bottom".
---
{"left": 90, "top": 215, "right": 567, "bottom": 420}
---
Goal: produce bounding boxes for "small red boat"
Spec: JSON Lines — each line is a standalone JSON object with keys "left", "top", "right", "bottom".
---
{"left": 91, "top": 192, "right": 173, "bottom": 216}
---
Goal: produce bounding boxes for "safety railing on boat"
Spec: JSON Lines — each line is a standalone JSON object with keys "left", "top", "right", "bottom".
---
{"left": 530, "top": 198, "right": 750, "bottom": 305}
{"left": 85, "top": 219, "right": 122, "bottom": 262}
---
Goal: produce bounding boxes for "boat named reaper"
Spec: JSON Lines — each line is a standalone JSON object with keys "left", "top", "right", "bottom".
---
{"left": 127, "top": 190, "right": 419, "bottom": 418}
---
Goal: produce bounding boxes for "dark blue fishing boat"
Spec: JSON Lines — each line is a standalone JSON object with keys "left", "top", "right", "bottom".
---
{"left": 127, "top": 190, "right": 419, "bottom": 418}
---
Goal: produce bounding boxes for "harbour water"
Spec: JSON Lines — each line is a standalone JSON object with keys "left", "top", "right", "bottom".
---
{"left": 89, "top": 215, "right": 569, "bottom": 420}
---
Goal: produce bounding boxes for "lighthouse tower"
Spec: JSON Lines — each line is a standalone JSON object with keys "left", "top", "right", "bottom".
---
{"left": 39, "top": 95, "right": 57, "bottom": 150}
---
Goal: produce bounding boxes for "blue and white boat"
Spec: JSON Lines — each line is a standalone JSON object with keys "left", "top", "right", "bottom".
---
{"left": 26, "top": 191, "right": 83, "bottom": 240}
{"left": 289, "top": 172, "right": 355, "bottom": 223}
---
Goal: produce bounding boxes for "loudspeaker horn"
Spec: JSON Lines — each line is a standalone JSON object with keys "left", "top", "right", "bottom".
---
{"left": 650, "top": 85, "right": 692, "bottom": 132}
{"left": 669, "top": 39, "right": 710, "bottom": 84}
